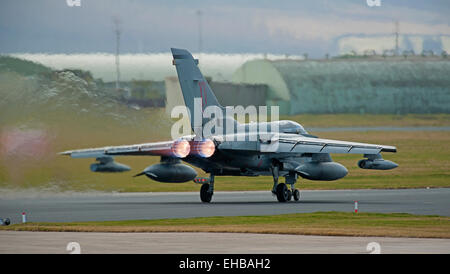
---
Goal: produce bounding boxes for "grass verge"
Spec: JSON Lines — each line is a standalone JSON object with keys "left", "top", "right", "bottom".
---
{"left": 2, "top": 212, "right": 449, "bottom": 239}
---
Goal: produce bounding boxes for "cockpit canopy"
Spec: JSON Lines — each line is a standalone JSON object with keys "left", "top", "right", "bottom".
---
{"left": 277, "top": 120, "right": 308, "bottom": 134}
{"left": 243, "top": 120, "right": 308, "bottom": 135}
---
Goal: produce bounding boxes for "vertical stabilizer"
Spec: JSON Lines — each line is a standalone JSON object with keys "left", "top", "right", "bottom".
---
{"left": 171, "top": 48, "right": 229, "bottom": 137}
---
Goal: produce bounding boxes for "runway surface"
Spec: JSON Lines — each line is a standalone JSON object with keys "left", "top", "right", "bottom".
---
{"left": 0, "top": 188, "right": 449, "bottom": 223}
{"left": 1, "top": 231, "right": 449, "bottom": 254}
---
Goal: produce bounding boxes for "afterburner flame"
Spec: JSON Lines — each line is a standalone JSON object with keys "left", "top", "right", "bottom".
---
{"left": 192, "top": 139, "right": 216, "bottom": 158}
{"left": 171, "top": 139, "right": 190, "bottom": 158}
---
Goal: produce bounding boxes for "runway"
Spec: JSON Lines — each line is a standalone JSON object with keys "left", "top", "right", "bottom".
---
{"left": 0, "top": 188, "right": 449, "bottom": 223}
{"left": 1, "top": 231, "right": 449, "bottom": 254}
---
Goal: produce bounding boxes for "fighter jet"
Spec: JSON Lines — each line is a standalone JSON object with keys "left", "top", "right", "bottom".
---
{"left": 61, "top": 48, "right": 398, "bottom": 203}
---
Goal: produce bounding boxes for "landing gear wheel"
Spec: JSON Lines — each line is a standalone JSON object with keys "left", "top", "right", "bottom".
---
{"left": 276, "top": 183, "right": 289, "bottom": 202}
{"left": 293, "top": 189, "right": 300, "bottom": 201}
{"left": 200, "top": 183, "right": 213, "bottom": 203}
{"left": 287, "top": 190, "right": 292, "bottom": 201}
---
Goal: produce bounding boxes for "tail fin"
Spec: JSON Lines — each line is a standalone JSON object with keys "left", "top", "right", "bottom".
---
{"left": 171, "top": 48, "right": 226, "bottom": 137}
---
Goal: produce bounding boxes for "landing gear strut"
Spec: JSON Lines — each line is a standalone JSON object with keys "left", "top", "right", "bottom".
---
{"left": 271, "top": 164, "right": 280, "bottom": 195}
{"left": 200, "top": 174, "right": 214, "bottom": 203}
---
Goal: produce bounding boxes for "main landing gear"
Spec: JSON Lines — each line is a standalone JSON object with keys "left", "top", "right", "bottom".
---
{"left": 271, "top": 166, "right": 301, "bottom": 203}
{"left": 195, "top": 174, "right": 215, "bottom": 203}
{"left": 196, "top": 168, "right": 301, "bottom": 203}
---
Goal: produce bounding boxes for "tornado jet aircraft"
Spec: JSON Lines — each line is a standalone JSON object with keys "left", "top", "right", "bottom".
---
{"left": 61, "top": 48, "right": 398, "bottom": 203}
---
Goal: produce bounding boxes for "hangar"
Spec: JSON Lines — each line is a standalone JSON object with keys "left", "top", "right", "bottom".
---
{"left": 231, "top": 58, "right": 450, "bottom": 115}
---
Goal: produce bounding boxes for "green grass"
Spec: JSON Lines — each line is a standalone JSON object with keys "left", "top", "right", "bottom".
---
{"left": 2, "top": 212, "right": 449, "bottom": 238}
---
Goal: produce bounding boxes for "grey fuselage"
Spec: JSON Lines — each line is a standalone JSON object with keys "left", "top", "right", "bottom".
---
{"left": 181, "top": 120, "right": 348, "bottom": 181}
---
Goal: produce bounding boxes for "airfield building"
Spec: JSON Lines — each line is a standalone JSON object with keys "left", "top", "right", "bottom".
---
{"left": 232, "top": 58, "right": 450, "bottom": 115}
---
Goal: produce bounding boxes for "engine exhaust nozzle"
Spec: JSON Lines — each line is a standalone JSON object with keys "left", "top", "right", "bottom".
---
{"left": 191, "top": 139, "right": 215, "bottom": 158}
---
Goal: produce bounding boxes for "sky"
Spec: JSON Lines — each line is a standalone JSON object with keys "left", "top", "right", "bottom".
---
{"left": 1, "top": 0, "right": 449, "bottom": 57}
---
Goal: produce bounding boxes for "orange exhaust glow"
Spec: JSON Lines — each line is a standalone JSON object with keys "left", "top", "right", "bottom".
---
{"left": 191, "top": 139, "right": 215, "bottom": 158}
{"left": 171, "top": 139, "right": 190, "bottom": 158}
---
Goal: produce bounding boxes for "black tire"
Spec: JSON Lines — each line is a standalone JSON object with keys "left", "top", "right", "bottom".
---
{"left": 287, "top": 190, "right": 292, "bottom": 201}
{"left": 200, "top": 183, "right": 212, "bottom": 203}
{"left": 276, "top": 183, "right": 289, "bottom": 202}
{"left": 293, "top": 189, "right": 300, "bottom": 201}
